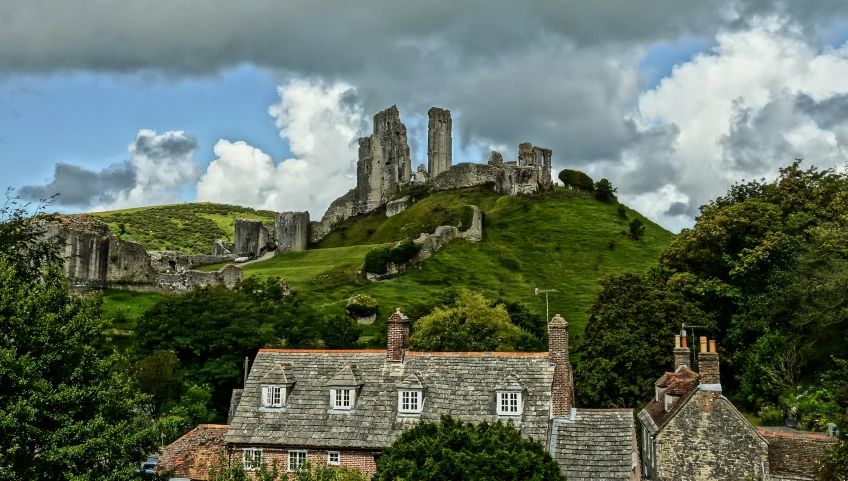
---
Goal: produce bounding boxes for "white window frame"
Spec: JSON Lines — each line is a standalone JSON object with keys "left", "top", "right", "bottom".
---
{"left": 398, "top": 390, "right": 423, "bottom": 414}
{"left": 330, "top": 388, "right": 355, "bottom": 410}
{"left": 496, "top": 391, "right": 522, "bottom": 416}
{"left": 261, "top": 385, "right": 285, "bottom": 408}
{"left": 327, "top": 451, "right": 340, "bottom": 466}
{"left": 288, "top": 450, "right": 308, "bottom": 472}
{"left": 242, "top": 448, "right": 262, "bottom": 471}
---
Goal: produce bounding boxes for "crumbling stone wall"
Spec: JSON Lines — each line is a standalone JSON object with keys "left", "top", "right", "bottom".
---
{"left": 148, "top": 251, "right": 234, "bottom": 272}
{"left": 488, "top": 151, "right": 504, "bottom": 166}
{"left": 155, "top": 264, "right": 242, "bottom": 291}
{"left": 654, "top": 392, "right": 769, "bottom": 481}
{"left": 310, "top": 188, "right": 358, "bottom": 243}
{"left": 211, "top": 239, "right": 234, "bottom": 256}
{"left": 275, "top": 211, "right": 309, "bottom": 253}
{"left": 385, "top": 197, "right": 410, "bottom": 217}
{"left": 107, "top": 237, "right": 155, "bottom": 283}
{"left": 43, "top": 216, "right": 112, "bottom": 288}
{"left": 234, "top": 219, "right": 265, "bottom": 257}
{"left": 356, "top": 106, "right": 411, "bottom": 213}
{"left": 428, "top": 107, "right": 452, "bottom": 178}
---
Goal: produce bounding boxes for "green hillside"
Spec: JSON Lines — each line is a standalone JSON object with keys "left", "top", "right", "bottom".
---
{"left": 89, "top": 202, "right": 278, "bottom": 254}
{"left": 115, "top": 187, "right": 674, "bottom": 347}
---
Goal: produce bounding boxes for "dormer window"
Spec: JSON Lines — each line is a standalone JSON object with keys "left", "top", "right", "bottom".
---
{"left": 261, "top": 385, "right": 285, "bottom": 408}
{"left": 258, "top": 363, "right": 295, "bottom": 410}
{"left": 496, "top": 391, "right": 523, "bottom": 416}
{"left": 331, "top": 388, "right": 355, "bottom": 410}
{"left": 398, "top": 390, "right": 422, "bottom": 414}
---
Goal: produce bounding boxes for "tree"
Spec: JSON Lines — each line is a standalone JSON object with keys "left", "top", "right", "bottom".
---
{"left": 593, "top": 178, "right": 617, "bottom": 202}
{"left": 558, "top": 169, "right": 594, "bottom": 191}
{"left": 134, "top": 277, "right": 323, "bottom": 414}
{"left": 628, "top": 218, "right": 645, "bottom": 240}
{"left": 410, "top": 291, "right": 524, "bottom": 352}
{"left": 574, "top": 271, "right": 707, "bottom": 408}
{"left": 321, "top": 315, "right": 363, "bottom": 349}
{"left": 373, "top": 415, "right": 566, "bottom": 481}
{"left": 0, "top": 195, "right": 156, "bottom": 480}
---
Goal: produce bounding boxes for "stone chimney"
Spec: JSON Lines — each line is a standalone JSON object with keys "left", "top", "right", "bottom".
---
{"left": 387, "top": 308, "right": 410, "bottom": 362}
{"left": 549, "top": 314, "right": 574, "bottom": 417}
{"left": 674, "top": 334, "right": 690, "bottom": 371}
{"left": 698, "top": 337, "right": 721, "bottom": 387}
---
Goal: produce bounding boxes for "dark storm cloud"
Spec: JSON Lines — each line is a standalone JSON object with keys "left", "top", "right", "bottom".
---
{"left": 131, "top": 130, "right": 198, "bottom": 160}
{"left": 19, "top": 161, "right": 137, "bottom": 207}
{"left": 663, "top": 201, "right": 697, "bottom": 217}
{"left": 794, "top": 93, "right": 848, "bottom": 130}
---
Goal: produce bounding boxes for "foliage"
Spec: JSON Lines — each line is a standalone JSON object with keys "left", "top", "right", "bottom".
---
{"left": 89, "top": 202, "right": 277, "bottom": 254}
{"left": 575, "top": 271, "right": 707, "bottom": 408}
{"left": 133, "top": 276, "right": 323, "bottom": 414}
{"left": 364, "top": 247, "right": 392, "bottom": 274}
{"left": 345, "top": 294, "right": 378, "bottom": 318}
{"left": 0, "top": 188, "right": 64, "bottom": 282}
{"left": 389, "top": 239, "right": 420, "bottom": 264}
{"left": 558, "top": 169, "right": 595, "bottom": 192}
{"left": 373, "top": 415, "right": 566, "bottom": 481}
{"left": 593, "top": 178, "right": 618, "bottom": 202}
{"left": 321, "top": 315, "right": 363, "bottom": 349}
{"left": 207, "top": 457, "right": 367, "bottom": 481}
{"left": 815, "top": 413, "right": 848, "bottom": 481}
{"left": 410, "top": 291, "right": 526, "bottom": 352}
{"left": 458, "top": 205, "right": 476, "bottom": 232}
{"left": 617, "top": 203, "right": 627, "bottom": 219}
{"left": 0, "top": 197, "right": 156, "bottom": 480}
{"left": 628, "top": 218, "right": 645, "bottom": 240}
{"left": 493, "top": 298, "right": 547, "bottom": 351}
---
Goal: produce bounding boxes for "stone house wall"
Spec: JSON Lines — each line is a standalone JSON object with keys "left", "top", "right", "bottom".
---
{"left": 655, "top": 392, "right": 769, "bottom": 481}
{"left": 760, "top": 430, "right": 836, "bottom": 480}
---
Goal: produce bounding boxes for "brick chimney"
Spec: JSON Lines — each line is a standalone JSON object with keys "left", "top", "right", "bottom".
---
{"left": 698, "top": 337, "right": 721, "bottom": 387}
{"left": 674, "top": 334, "right": 690, "bottom": 371}
{"left": 548, "top": 314, "right": 574, "bottom": 418}
{"left": 387, "top": 308, "right": 410, "bottom": 362}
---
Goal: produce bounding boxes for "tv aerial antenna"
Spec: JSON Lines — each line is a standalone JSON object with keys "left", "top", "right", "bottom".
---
{"left": 535, "top": 288, "right": 558, "bottom": 321}
{"left": 681, "top": 323, "right": 708, "bottom": 367}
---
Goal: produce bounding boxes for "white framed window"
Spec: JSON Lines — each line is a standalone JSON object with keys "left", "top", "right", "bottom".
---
{"left": 288, "top": 450, "right": 308, "bottom": 472}
{"left": 242, "top": 448, "right": 262, "bottom": 471}
{"left": 496, "top": 391, "right": 522, "bottom": 415}
{"left": 398, "top": 390, "right": 422, "bottom": 414}
{"left": 261, "top": 385, "right": 285, "bottom": 408}
{"left": 327, "top": 451, "right": 340, "bottom": 466}
{"left": 330, "top": 388, "right": 354, "bottom": 410}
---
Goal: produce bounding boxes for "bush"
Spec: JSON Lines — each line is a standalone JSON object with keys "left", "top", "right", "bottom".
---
{"left": 617, "top": 204, "right": 627, "bottom": 219}
{"left": 594, "top": 178, "right": 618, "bottom": 202}
{"left": 629, "top": 218, "right": 645, "bottom": 240}
{"left": 364, "top": 247, "right": 392, "bottom": 274}
{"left": 389, "top": 239, "right": 420, "bottom": 264}
{"left": 457, "top": 205, "right": 475, "bottom": 232}
{"left": 346, "top": 294, "right": 378, "bottom": 318}
{"left": 558, "top": 169, "right": 594, "bottom": 191}
{"left": 321, "top": 315, "right": 363, "bottom": 349}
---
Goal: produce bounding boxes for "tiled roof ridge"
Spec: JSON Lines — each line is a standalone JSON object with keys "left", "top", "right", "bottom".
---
{"left": 258, "top": 349, "right": 549, "bottom": 357}
{"left": 577, "top": 408, "right": 635, "bottom": 413}
{"left": 757, "top": 429, "right": 832, "bottom": 440}
{"left": 197, "top": 424, "right": 230, "bottom": 429}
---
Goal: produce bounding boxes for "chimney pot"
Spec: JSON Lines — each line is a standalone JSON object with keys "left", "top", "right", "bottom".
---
{"left": 675, "top": 335, "right": 681, "bottom": 349}
{"left": 700, "top": 336, "right": 708, "bottom": 353}
{"left": 709, "top": 339, "right": 717, "bottom": 353}
{"left": 681, "top": 336, "right": 688, "bottom": 348}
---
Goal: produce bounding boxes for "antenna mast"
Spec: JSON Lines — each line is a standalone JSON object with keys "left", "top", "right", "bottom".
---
{"left": 535, "top": 288, "right": 558, "bottom": 321}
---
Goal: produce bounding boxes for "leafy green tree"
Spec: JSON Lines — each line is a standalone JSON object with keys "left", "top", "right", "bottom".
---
{"left": 321, "top": 315, "right": 363, "bottom": 349}
{"left": 558, "top": 169, "right": 594, "bottom": 192}
{"left": 628, "top": 218, "right": 645, "bottom": 240}
{"left": 373, "top": 415, "right": 566, "bottom": 481}
{"left": 134, "top": 277, "right": 322, "bottom": 414}
{"left": 0, "top": 194, "right": 156, "bottom": 480}
{"left": 575, "top": 271, "right": 707, "bottom": 408}
{"left": 593, "top": 178, "right": 617, "bottom": 202}
{"left": 410, "top": 291, "right": 524, "bottom": 352}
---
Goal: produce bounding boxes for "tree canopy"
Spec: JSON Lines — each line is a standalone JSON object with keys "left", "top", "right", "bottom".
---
{"left": 558, "top": 169, "right": 594, "bottom": 191}
{"left": 373, "top": 415, "right": 566, "bottom": 481}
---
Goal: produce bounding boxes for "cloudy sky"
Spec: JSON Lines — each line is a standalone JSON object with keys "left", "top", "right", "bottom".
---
{"left": 3, "top": 1, "right": 848, "bottom": 231}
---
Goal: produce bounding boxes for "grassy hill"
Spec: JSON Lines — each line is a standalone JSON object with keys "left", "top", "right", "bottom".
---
{"left": 89, "top": 202, "right": 278, "bottom": 254}
{"left": 104, "top": 186, "right": 675, "bottom": 348}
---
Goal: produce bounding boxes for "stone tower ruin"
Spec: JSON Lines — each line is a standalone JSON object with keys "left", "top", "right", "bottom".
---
{"left": 356, "top": 106, "right": 411, "bottom": 213}
{"left": 427, "top": 107, "right": 452, "bottom": 179}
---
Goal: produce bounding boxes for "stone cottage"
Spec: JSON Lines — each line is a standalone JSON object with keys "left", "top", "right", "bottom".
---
{"left": 638, "top": 336, "right": 836, "bottom": 481}
{"left": 158, "top": 311, "right": 640, "bottom": 480}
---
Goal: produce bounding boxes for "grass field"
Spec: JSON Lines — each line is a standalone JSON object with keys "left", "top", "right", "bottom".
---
{"left": 100, "top": 187, "right": 674, "bottom": 349}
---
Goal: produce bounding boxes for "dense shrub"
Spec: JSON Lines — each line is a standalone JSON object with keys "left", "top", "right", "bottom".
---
{"left": 389, "top": 239, "right": 420, "bottom": 264}
{"left": 617, "top": 204, "right": 627, "bottom": 219}
{"left": 558, "top": 169, "right": 594, "bottom": 191}
{"left": 346, "top": 294, "right": 379, "bottom": 318}
{"left": 628, "top": 218, "right": 645, "bottom": 240}
{"left": 363, "top": 247, "right": 392, "bottom": 274}
{"left": 321, "top": 315, "right": 363, "bottom": 349}
{"left": 458, "top": 205, "right": 475, "bottom": 232}
{"left": 593, "top": 178, "right": 618, "bottom": 202}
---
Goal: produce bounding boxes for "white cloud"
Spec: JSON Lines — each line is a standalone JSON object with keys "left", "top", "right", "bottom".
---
{"left": 196, "top": 79, "right": 364, "bottom": 215}
{"left": 621, "top": 18, "right": 848, "bottom": 230}
{"left": 92, "top": 129, "right": 200, "bottom": 211}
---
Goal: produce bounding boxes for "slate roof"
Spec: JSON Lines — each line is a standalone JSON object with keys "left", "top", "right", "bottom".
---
{"left": 225, "top": 349, "right": 554, "bottom": 449}
{"left": 553, "top": 409, "right": 638, "bottom": 481}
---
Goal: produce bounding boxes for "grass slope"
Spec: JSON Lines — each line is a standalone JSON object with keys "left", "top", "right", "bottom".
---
{"left": 89, "top": 202, "right": 278, "bottom": 254}
{"left": 101, "top": 187, "right": 674, "bottom": 348}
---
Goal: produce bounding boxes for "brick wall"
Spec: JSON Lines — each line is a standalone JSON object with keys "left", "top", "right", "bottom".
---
{"left": 254, "top": 448, "right": 378, "bottom": 478}
{"left": 760, "top": 430, "right": 836, "bottom": 480}
{"left": 386, "top": 309, "right": 409, "bottom": 362}
{"left": 655, "top": 392, "right": 768, "bottom": 481}
{"left": 155, "top": 424, "right": 229, "bottom": 480}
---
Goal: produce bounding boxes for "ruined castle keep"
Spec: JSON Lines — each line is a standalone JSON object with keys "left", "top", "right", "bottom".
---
{"left": 287, "top": 104, "right": 554, "bottom": 246}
